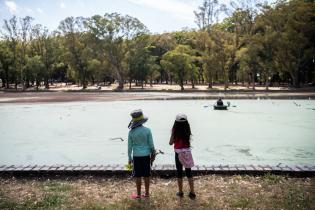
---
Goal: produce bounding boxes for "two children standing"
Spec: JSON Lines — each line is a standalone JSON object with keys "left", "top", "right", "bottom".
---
{"left": 127, "top": 109, "right": 196, "bottom": 199}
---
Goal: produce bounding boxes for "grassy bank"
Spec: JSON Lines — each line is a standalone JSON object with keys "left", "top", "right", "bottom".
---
{"left": 0, "top": 174, "right": 314, "bottom": 209}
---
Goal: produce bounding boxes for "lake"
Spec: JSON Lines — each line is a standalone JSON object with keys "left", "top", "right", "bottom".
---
{"left": 0, "top": 99, "right": 314, "bottom": 166}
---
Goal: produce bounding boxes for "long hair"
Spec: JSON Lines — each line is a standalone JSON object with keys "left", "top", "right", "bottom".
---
{"left": 172, "top": 120, "right": 192, "bottom": 146}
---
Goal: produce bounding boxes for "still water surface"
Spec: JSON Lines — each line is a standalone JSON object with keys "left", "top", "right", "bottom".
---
{"left": 0, "top": 100, "right": 314, "bottom": 166}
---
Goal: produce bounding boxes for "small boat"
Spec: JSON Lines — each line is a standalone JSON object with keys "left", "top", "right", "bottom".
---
{"left": 214, "top": 105, "right": 228, "bottom": 110}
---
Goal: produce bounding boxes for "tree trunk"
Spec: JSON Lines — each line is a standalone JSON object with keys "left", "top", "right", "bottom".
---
{"left": 180, "top": 78, "right": 184, "bottom": 91}
{"left": 82, "top": 81, "right": 87, "bottom": 89}
{"left": 265, "top": 82, "right": 269, "bottom": 90}
{"left": 36, "top": 80, "right": 40, "bottom": 91}
{"left": 252, "top": 73, "right": 256, "bottom": 91}
{"left": 265, "top": 75, "right": 269, "bottom": 91}
{"left": 247, "top": 73, "right": 250, "bottom": 88}
{"left": 25, "top": 79, "right": 30, "bottom": 89}
{"left": 1, "top": 76, "right": 5, "bottom": 88}
{"left": 293, "top": 69, "right": 300, "bottom": 88}
{"left": 45, "top": 77, "right": 49, "bottom": 89}
{"left": 117, "top": 77, "right": 124, "bottom": 89}
{"left": 224, "top": 74, "right": 228, "bottom": 90}
{"left": 21, "top": 69, "right": 25, "bottom": 91}
{"left": 5, "top": 68, "right": 9, "bottom": 89}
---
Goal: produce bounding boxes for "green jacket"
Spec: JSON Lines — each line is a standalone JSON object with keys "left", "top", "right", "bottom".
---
{"left": 128, "top": 125, "right": 155, "bottom": 161}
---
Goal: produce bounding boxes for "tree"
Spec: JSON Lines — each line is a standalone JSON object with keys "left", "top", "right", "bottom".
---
{"left": 0, "top": 41, "right": 13, "bottom": 88}
{"left": 150, "top": 33, "right": 176, "bottom": 83}
{"left": 194, "top": 30, "right": 215, "bottom": 88}
{"left": 30, "top": 24, "right": 57, "bottom": 89}
{"left": 161, "top": 45, "right": 196, "bottom": 90}
{"left": 275, "top": 1, "right": 315, "bottom": 87}
{"left": 236, "top": 44, "right": 261, "bottom": 89}
{"left": 256, "top": 0, "right": 315, "bottom": 87}
{"left": 87, "top": 59, "right": 101, "bottom": 85}
{"left": 19, "top": 16, "right": 33, "bottom": 90}
{"left": 146, "top": 55, "right": 161, "bottom": 87}
{"left": 59, "top": 17, "right": 90, "bottom": 88}
{"left": 194, "top": 0, "right": 227, "bottom": 31}
{"left": 0, "top": 0, "right": 314, "bottom": 89}
{"left": 210, "top": 27, "right": 235, "bottom": 90}
{"left": 2, "top": 16, "right": 19, "bottom": 89}
{"left": 125, "top": 34, "right": 156, "bottom": 89}
{"left": 24, "top": 55, "right": 44, "bottom": 90}
{"left": 86, "top": 13, "right": 148, "bottom": 90}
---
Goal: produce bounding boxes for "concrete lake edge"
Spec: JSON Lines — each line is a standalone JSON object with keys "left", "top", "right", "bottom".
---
{"left": 0, "top": 164, "right": 314, "bottom": 177}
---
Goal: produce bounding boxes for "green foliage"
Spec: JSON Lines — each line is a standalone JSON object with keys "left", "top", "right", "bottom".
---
{"left": 161, "top": 45, "right": 197, "bottom": 90}
{"left": 126, "top": 34, "right": 153, "bottom": 88}
{"left": 262, "top": 172, "right": 282, "bottom": 184}
{"left": 284, "top": 185, "right": 313, "bottom": 210}
{"left": 0, "top": 0, "right": 314, "bottom": 90}
{"left": 85, "top": 13, "right": 148, "bottom": 89}
{"left": 0, "top": 41, "right": 14, "bottom": 88}
{"left": 24, "top": 55, "right": 45, "bottom": 87}
{"left": 231, "top": 196, "right": 252, "bottom": 208}
{"left": 43, "top": 181, "right": 73, "bottom": 192}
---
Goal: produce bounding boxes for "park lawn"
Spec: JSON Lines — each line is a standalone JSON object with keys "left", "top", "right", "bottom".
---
{"left": 0, "top": 174, "right": 314, "bottom": 210}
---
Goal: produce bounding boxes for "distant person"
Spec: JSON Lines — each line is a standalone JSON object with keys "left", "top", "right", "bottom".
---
{"left": 217, "top": 98, "right": 224, "bottom": 106}
{"left": 128, "top": 109, "right": 155, "bottom": 199}
{"left": 169, "top": 113, "right": 196, "bottom": 199}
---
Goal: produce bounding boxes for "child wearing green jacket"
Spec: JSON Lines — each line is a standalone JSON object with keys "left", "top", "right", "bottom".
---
{"left": 128, "top": 109, "right": 155, "bottom": 199}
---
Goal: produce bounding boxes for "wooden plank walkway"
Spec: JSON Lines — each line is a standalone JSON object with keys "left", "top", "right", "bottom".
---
{"left": 0, "top": 164, "right": 314, "bottom": 176}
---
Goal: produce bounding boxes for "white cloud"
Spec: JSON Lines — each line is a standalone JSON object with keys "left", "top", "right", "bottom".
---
{"left": 174, "top": 13, "right": 194, "bottom": 22}
{"left": 78, "top": 0, "right": 85, "bottom": 7}
{"left": 25, "top": 7, "right": 33, "bottom": 14}
{"left": 128, "top": 0, "right": 195, "bottom": 21}
{"left": 60, "top": 2, "right": 66, "bottom": 9}
{"left": 4, "top": 0, "right": 17, "bottom": 14}
{"left": 37, "top": 8, "right": 43, "bottom": 14}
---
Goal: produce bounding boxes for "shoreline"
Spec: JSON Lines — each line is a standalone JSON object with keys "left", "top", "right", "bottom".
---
{"left": 1, "top": 90, "right": 315, "bottom": 103}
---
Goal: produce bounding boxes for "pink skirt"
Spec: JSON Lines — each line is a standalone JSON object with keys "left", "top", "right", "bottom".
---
{"left": 175, "top": 148, "right": 194, "bottom": 168}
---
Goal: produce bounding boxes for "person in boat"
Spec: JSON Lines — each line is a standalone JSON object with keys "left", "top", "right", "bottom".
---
{"left": 216, "top": 98, "right": 224, "bottom": 106}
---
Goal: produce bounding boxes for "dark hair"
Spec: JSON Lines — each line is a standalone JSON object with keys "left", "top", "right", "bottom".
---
{"left": 172, "top": 120, "right": 192, "bottom": 146}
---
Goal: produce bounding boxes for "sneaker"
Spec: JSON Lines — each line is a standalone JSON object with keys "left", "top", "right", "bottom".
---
{"left": 141, "top": 194, "right": 150, "bottom": 199}
{"left": 176, "top": 192, "right": 184, "bottom": 197}
{"left": 131, "top": 193, "right": 141, "bottom": 200}
{"left": 188, "top": 192, "right": 196, "bottom": 199}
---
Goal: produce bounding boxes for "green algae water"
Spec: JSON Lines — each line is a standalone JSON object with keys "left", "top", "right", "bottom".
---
{"left": 0, "top": 100, "right": 314, "bottom": 166}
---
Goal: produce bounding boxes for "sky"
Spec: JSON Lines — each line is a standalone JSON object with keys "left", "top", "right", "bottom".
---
{"left": 0, "top": 0, "right": 272, "bottom": 34}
